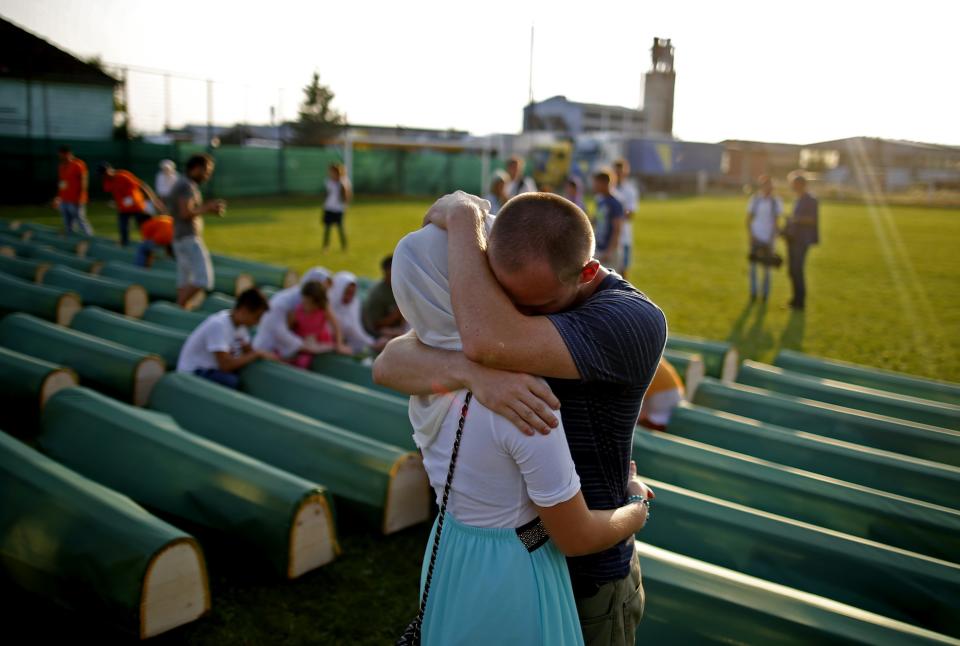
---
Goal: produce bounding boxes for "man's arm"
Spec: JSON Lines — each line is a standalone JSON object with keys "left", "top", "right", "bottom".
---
{"left": 373, "top": 331, "right": 561, "bottom": 434}
{"left": 427, "top": 198, "right": 581, "bottom": 379}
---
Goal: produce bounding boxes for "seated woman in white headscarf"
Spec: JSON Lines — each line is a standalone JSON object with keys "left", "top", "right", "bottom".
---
{"left": 329, "top": 271, "right": 386, "bottom": 354}
{"left": 253, "top": 267, "right": 332, "bottom": 359}
{"left": 390, "top": 221, "right": 651, "bottom": 646}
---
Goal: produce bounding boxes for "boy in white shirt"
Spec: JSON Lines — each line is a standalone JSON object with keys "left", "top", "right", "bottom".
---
{"left": 745, "top": 175, "right": 783, "bottom": 302}
{"left": 177, "top": 288, "right": 275, "bottom": 389}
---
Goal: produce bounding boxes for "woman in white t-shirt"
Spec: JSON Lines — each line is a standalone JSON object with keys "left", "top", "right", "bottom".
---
{"left": 745, "top": 175, "right": 783, "bottom": 302}
{"left": 390, "top": 221, "right": 652, "bottom": 646}
{"left": 322, "top": 163, "right": 351, "bottom": 250}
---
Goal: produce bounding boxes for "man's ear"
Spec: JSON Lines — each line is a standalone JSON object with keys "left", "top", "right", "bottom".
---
{"left": 579, "top": 259, "right": 601, "bottom": 284}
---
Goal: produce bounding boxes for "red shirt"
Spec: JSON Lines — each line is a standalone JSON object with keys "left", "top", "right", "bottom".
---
{"left": 103, "top": 170, "right": 147, "bottom": 214}
{"left": 140, "top": 215, "right": 174, "bottom": 246}
{"left": 58, "top": 158, "right": 88, "bottom": 204}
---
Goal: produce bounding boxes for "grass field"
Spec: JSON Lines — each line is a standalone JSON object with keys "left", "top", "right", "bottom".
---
{"left": 5, "top": 193, "right": 958, "bottom": 380}
{"left": 1, "top": 193, "right": 958, "bottom": 644}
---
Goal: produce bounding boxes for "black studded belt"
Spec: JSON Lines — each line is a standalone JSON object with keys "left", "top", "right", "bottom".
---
{"left": 516, "top": 517, "right": 549, "bottom": 553}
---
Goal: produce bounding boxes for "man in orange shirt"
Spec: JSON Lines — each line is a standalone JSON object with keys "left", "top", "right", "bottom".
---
{"left": 134, "top": 214, "right": 174, "bottom": 267}
{"left": 98, "top": 163, "right": 164, "bottom": 246}
{"left": 52, "top": 145, "right": 93, "bottom": 235}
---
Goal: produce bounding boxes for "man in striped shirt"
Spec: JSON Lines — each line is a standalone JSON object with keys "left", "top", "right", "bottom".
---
{"left": 375, "top": 191, "right": 667, "bottom": 646}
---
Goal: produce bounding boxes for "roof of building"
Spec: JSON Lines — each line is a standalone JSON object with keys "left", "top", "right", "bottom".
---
{"left": 529, "top": 95, "right": 644, "bottom": 115}
{"left": 804, "top": 136, "right": 960, "bottom": 153}
{"left": 0, "top": 17, "right": 116, "bottom": 86}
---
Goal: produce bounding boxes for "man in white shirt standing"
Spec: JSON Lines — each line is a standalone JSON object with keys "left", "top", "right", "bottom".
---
{"left": 177, "top": 288, "right": 276, "bottom": 389}
{"left": 612, "top": 159, "right": 639, "bottom": 279}
{"left": 745, "top": 175, "right": 783, "bottom": 303}
{"left": 505, "top": 155, "right": 537, "bottom": 198}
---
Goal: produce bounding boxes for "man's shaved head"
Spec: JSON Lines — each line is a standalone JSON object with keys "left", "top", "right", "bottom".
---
{"left": 489, "top": 192, "right": 595, "bottom": 284}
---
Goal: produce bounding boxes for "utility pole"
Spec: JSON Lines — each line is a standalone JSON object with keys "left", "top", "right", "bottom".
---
{"left": 528, "top": 24, "right": 535, "bottom": 105}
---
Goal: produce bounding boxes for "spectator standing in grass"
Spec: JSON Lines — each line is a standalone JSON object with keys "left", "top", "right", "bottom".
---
{"left": 485, "top": 170, "right": 510, "bottom": 215}
{"left": 564, "top": 176, "right": 585, "bottom": 211}
{"left": 591, "top": 169, "right": 625, "bottom": 271}
{"left": 745, "top": 175, "right": 783, "bottom": 303}
{"left": 168, "top": 153, "right": 225, "bottom": 307}
{"left": 505, "top": 155, "right": 538, "bottom": 197}
{"left": 98, "top": 163, "right": 164, "bottom": 247}
{"left": 176, "top": 288, "right": 275, "bottom": 389}
{"left": 782, "top": 173, "right": 819, "bottom": 311}
{"left": 288, "top": 279, "right": 351, "bottom": 368}
{"left": 323, "top": 163, "right": 352, "bottom": 250}
{"left": 612, "top": 159, "right": 638, "bottom": 279}
{"left": 362, "top": 254, "right": 407, "bottom": 340}
{"left": 154, "top": 159, "right": 179, "bottom": 204}
{"left": 52, "top": 145, "right": 93, "bottom": 235}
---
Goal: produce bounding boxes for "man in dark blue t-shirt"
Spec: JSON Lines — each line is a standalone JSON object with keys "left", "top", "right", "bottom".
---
{"left": 782, "top": 173, "right": 820, "bottom": 310}
{"left": 592, "top": 169, "right": 625, "bottom": 268}
{"left": 375, "top": 191, "right": 667, "bottom": 646}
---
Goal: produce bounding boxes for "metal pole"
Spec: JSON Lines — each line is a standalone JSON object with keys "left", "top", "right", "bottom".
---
{"left": 528, "top": 24, "right": 535, "bottom": 104}
{"left": 344, "top": 130, "right": 353, "bottom": 180}
{"left": 206, "top": 79, "right": 213, "bottom": 145}
{"left": 164, "top": 73, "right": 171, "bottom": 132}
{"left": 481, "top": 140, "right": 490, "bottom": 196}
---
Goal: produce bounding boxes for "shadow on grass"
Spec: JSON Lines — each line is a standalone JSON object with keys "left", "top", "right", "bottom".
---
{"left": 778, "top": 310, "right": 806, "bottom": 353}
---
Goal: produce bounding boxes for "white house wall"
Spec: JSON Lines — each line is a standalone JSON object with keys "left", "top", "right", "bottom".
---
{"left": 0, "top": 79, "right": 114, "bottom": 140}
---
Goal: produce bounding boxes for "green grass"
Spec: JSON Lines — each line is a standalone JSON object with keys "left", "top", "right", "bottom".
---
{"left": 6, "top": 194, "right": 958, "bottom": 380}
{"left": 2, "top": 193, "right": 958, "bottom": 644}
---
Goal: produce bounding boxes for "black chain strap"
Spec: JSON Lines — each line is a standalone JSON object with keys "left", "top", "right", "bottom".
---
{"left": 397, "top": 391, "right": 472, "bottom": 646}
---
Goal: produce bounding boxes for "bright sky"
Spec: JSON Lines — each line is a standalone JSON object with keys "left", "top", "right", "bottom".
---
{"left": 2, "top": 0, "right": 958, "bottom": 144}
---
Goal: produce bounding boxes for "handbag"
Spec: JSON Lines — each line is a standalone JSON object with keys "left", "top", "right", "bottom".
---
{"left": 397, "top": 391, "right": 473, "bottom": 646}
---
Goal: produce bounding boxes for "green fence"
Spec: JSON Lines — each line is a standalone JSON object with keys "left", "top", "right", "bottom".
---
{"left": 0, "top": 136, "right": 492, "bottom": 203}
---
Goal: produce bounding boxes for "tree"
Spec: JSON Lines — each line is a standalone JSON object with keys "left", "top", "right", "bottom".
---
{"left": 293, "top": 72, "right": 345, "bottom": 146}
{"left": 219, "top": 124, "right": 254, "bottom": 145}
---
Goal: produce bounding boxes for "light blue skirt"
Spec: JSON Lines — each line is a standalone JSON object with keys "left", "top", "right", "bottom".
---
{"left": 420, "top": 513, "right": 584, "bottom": 646}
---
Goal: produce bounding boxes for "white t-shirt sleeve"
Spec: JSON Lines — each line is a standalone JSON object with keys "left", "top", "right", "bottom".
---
{"left": 496, "top": 411, "right": 581, "bottom": 508}
{"left": 204, "top": 315, "right": 233, "bottom": 355}
{"left": 747, "top": 195, "right": 757, "bottom": 216}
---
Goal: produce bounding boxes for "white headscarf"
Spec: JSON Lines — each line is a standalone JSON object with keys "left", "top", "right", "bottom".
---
{"left": 391, "top": 217, "right": 494, "bottom": 449}
{"left": 330, "top": 271, "right": 375, "bottom": 352}
{"left": 252, "top": 266, "right": 331, "bottom": 357}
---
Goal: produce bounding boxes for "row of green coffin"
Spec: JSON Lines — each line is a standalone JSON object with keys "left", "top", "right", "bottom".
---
{"left": 693, "top": 378, "right": 960, "bottom": 467}
{"left": 0, "top": 271, "right": 82, "bottom": 325}
{"left": 774, "top": 348, "right": 960, "bottom": 406}
{"left": 0, "top": 313, "right": 165, "bottom": 406}
{"left": 738, "top": 361, "right": 960, "bottom": 430}
{"left": 0, "top": 430, "right": 210, "bottom": 639}
{"left": 632, "top": 472, "right": 960, "bottom": 637}
{"left": 632, "top": 423, "right": 960, "bottom": 559}
{"left": 0, "top": 345, "right": 78, "bottom": 433}
{"left": 665, "top": 334, "right": 738, "bottom": 381}
{"left": 667, "top": 402, "right": 960, "bottom": 512}
{"left": 3, "top": 218, "right": 299, "bottom": 289}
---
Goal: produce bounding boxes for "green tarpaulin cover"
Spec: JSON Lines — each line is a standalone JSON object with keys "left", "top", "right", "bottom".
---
{"left": 143, "top": 301, "right": 209, "bottom": 332}
{"left": 42, "top": 265, "right": 145, "bottom": 317}
{"left": 71, "top": 306, "right": 187, "bottom": 368}
{"left": 27, "top": 246, "right": 102, "bottom": 273}
{"left": 666, "top": 333, "right": 738, "bottom": 380}
{"left": 193, "top": 292, "right": 236, "bottom": 314}
{"left": 310, "top": 353, "right": 402, "bottom": 398}
{"left": 0, "top": 346, "right": 76, "bottom": 435}
{"left": 0, "top": 254, "right": 47, "bottom": 281}
{"left": 99, "top": 262, "right": 179, "bottom": 302}
{"left": 0, "top": 272, "right": 80, "bottom": 325}
{"left": 210, "top": 253, "right": 296, "bottom": 288}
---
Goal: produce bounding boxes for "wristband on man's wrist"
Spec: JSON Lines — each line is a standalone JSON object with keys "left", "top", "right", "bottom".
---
{"left": 626, "top": 494, "right": 649, "bottom": 506}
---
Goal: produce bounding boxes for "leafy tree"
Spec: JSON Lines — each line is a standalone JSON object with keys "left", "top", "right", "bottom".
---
{"left": 219, "top": 124, "right": 255, "bottom": 145}
{"left": 293, "top": 72, "right": 345, "bottom": 145}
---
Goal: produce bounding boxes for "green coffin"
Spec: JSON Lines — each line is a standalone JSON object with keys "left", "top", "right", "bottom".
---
{"left": 693, "top": 378, "right": 960, "bottom": 467}
{"left": 193, "top": 291, "right": 236, "bottom": 314}
{"left": 0, "top": 232, "right": 39, "bottom": 257}
{"left": 668, "top": 403, "right": 960, "bottom": 521}
{"left": 0, "top": 254, "right": 48, "bottom": 282}
{"left": 0, "top": 346, "right": 76, "bottom": 435}
{"left": 210, "top": 253, "right": 297, "bottom": 288}
{"left": 148, "top": 373, "right": 430, "bottom": 534}
{"left": 142, "top": 301, "right": 208, "bottom": 332}
{"left": 0, "top": 313, "right": 165, "bottom": 406}
{"left": 70, "top": 306, "right": 188, "bottom": 368}
{"left": 634, "top": 541, "right": 953, "bottom": 645}
{"left": 39, "top": 387, "right": 339, "bottom": 579}
{"left": 240, "top": 361, "right": 414, "bottom": 450}
{"left": 738, "top": 361, "right": 960, "bottom": 430}
{"left": 0, "top": 431, "right": 209, "bottom": 638}
{"left": 23, "top": 229, "right": 87, "bottom": 256}
{"left": 0, "top": 272, "right": 81, "bottom": 325}
{"left": 309, "top": 353, "right": 400, "bottom": 397}
{"left": 87, "top": 240, "right": 176, "bottom": 270}
{"left": 28, "top": 246, "right": 103, "bottom": 273}
{"left": 99, "top": 262, "right": 179, "bottom": 301}
{"left": 633, "top": 430, "right": 960, "bottom": 564}
{"left": 661, "top": 349, "right": 705, "bottom": 397}
{"left": 775, "top": 349, "right": 960, "bottom": 406}
{"left": 666, "top": 333, "right": 738, "bottom": 380}
{"left": 41, "top": 265, "right": 147, "bottom": 318}
{"left": 635, "top": 478, "right": 960, "bottom": 637}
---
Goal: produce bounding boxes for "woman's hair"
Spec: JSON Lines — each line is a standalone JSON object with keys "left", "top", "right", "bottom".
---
{"left": 329, "top": 163, "right": 345, "bottom": 176}
{"left": 300, "top": 280, "right": 329, "bottom": 308}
